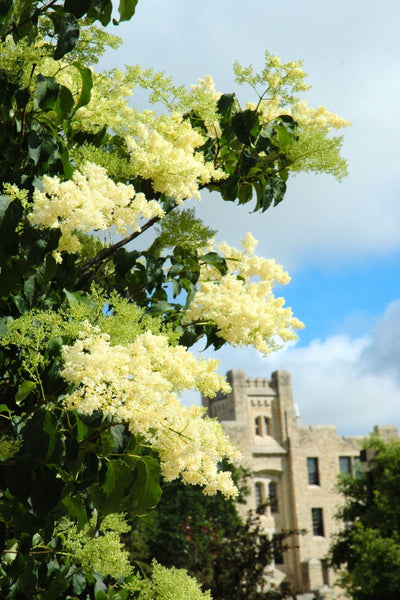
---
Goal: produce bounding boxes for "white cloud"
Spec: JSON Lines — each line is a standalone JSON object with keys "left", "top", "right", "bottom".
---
{"left": 100, "top": 0, "right": 400, "bottom": 272}
{"left": 181, "top": 301, "right": 400, "bottom": 437}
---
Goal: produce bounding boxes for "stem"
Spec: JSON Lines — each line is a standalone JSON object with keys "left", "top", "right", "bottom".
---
{"left": 75, "top": 198, "right": 181, "bottom": 286}
{"left": 20, "top": 63, "right": 36, "bottom": 139}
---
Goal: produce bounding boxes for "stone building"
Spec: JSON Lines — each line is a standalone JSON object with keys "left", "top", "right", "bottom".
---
{"left": 202, "top": 369, "right": 399, "bottom": 598}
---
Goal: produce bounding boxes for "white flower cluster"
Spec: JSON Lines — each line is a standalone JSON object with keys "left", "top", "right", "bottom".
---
{"left": 28, "top": 162, "right": 164, "bottom": 258}
{"left": 182, "top": 233, "right": 304, "bottom": 353}
{"left": 61, "top": 323, "right": 239, "bottom": 498}
{"left": 126, "top": 112, "right": 225, "bottom": 203}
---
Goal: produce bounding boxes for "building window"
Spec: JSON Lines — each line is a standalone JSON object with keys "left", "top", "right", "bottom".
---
{"left": 255, "top": 482, "right": 265, "bottom": 507}
{"left": 311, "top": 508, "right": 324, "bottom": 536}
{"left": 339, "top": 456, "right": 351, "bottom": 474}
{"left": 273, "top": 534, "right": 284, "bottom": 564}
{"left": 269, "top": 481, "right": 279, "bottom": 513}
{"left": 321, "top": 559, "right": 329, "bottom": 585}
{"left": 255, "top": 416, "right": 270, "bottom": 436}
{"left": 353, "top": 456, "right": 361, "bottom": 478}
{"left": 307, "top": 457, "right": 320, "bottom": 485}
{"left": 339, "top": 455, "right": 362, "bottom": 477}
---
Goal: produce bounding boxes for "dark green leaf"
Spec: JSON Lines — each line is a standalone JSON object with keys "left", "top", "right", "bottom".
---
{"left": 221, "top": 174, "right": 240, "bottom": 202}
{"left": 57, "top": 85, "right": 74, "bottom": 119}
{"left": 0, "top": 195, "right": 22, "bottom": 247}
{"left": 62, "top": 496, "right": 87, "bottom": 529}
{"left": 103, "top": 460, "right": 131, "bottom": 498}
{"left": 217, "top": 94, "right": 235, "bottom": 118}
{"left": 171, "top": 278, "right": 181, "bottom": 298}
{"left": 34, "top": 75, "right": 60, "bottom": 111}
{"left": 64, "top": 0, "right": 91, "bottom": 18}
{"left": 113, "top": 248, "right": 140, "bottom": 275}
{"left": 232, "top": 110, "right": 260, "bottom": 145}
{"left": 46, "top": 567, "right": 70, "bottom": 599}
{"left": 54, "top": 13, "right": 79, "bottom": 60}
{"left": 15, "top": 380, "right": 36, "bottom": 403}
{"left": 72, "top": 63, "right": 93, "bottom": 110}
{"left": 31, "top": 466, "right": 64, "bottom": 515}
{"left": 131, "top": 456, "right": 162, "bottom": 515}
{"left": 71, "top": 571, "right": 87, "bottom": 594}
{"left": 200, "top": 252, "right": 228, "bottom": 275}
{"left": 0, "top": 0, "right": 12, "bottom": 17}
{"left": 25, "top": 409, "right": 64, "bottom": 463}
{"left": 117, "top": 0, "right": 138, "bottom": 22}
{"left": 15, "top": 86, "right": 30, "bottom": 109}
{"left": 238, "top": 182, "right": 253, "bottom": 204}
{"left": 148, "top": 300, "right": 173, "bottom": 314}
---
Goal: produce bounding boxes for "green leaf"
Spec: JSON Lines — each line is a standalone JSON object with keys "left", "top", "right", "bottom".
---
{"left": 46, "top": 567, "right": 70, "bottom": 599}
{"left": 131, "top": 456, "right": 162, "bottom": 515}
{"left": 34, "top": 75, "right": 60, "bottom": 111}
{"left": 15, "top": 86, "right": 30, "bottom": 109}
{"left": 171, "top": 278, "right": 181, "bottom": 298}
{"left": 63, "top": 288, "right": 92, "bottom": 306}
{"left": 25, "top": 409, "right": 65, "bottom": 463}
{"left": 0, "top": 0, "right": 12, "bottom": 17}
{"left": 64, "top": 0, "right": 91, "bottom": 18}
{"left": 27, "top": 131, "right": 59, "bottom": 167}
{"left": 238, "top": 182, "right": 253, "bottom": 204}
{"left": 221, "top": 174, "right": 240, "bottom": 202}
{"left": 56, "top": 85, "right": 74, "bottom": 120}
{"left": 0, "top": 195, "right": 22, "bottom": 247}
{"left": 117, "top": 0, "right": 138, "bottom": 22}
{"left": 54, "top": 12, "right": 80, "bottom": 60}
{"left": 217, "top": 94, "right": 235, "bottom": 118}
{"left": 23, "top": 274, "right": 35, "bottom": 304}
{"left": 200, "top": 252, "right": 228, "bottom": 275}
{"left": 232, "top": 110, "right": 260, "bottom": 145}
{"left": 103, "top": 460, "right": 132, "bottom": 498}
{"left": 31, "top": 466, "right": 64, "bottom": 515}
{"left": 148, "top": 300, "right": 173, "bottom": 314}
{"left": 74, "top": 411, "right": 90, "bottom": 442}
{"left": 113, "top": 248, "right": 140, "bottom": 275}
{"left": 62, "top": 496, "right": 87, "bottom": 529}
{"left": 72, "top": 63, "right": 93, "bottom": 110}
{"left": 15, "top": 380, "right": 36, "bottom": 403}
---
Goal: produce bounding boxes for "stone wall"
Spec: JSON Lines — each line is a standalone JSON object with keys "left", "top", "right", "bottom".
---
{"left": 203, "top": 369, "right": 399, "bottom": 598}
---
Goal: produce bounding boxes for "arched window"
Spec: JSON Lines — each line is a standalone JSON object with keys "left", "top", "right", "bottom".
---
{"left": 269, "top": 481, "right": 279, "bottom": 513}
{"left": 263, "top": 416, "right": 270, "bottom": 436}
{"left": 255, "top": 416, "right": 262, "bottom": 436}
{"left": 254, "top": 482, "right": 265, "bottom": 507}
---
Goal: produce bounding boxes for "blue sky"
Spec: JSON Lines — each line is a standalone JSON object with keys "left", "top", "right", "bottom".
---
{"left": 98, "top": 0, "right": 400, "bottom": 435}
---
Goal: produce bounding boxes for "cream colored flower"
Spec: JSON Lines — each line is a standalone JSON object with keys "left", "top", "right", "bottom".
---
{"left": 28, "top": 162, "right": 164, "bottom": 255}
{"left": 61, "top": 324, "right": 239, "bottom": 498}
{"left": 182, "top": 236, "right": 304, "bottom": 353}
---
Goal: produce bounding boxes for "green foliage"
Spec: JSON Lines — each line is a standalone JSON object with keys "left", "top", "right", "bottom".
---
{"left": 130, "top": 469, "right": 297, "bottom": 600}
{"left": 329, "top": 437, "right": 400, "bottom": 600}
{"left": 0, "top": 1, "right": 348, "bottom": 597}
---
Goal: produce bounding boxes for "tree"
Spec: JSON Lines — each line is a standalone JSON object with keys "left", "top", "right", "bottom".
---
{"left": 0, "top": 1, "right": 348, "bottom": 597}
{"left": 131, "top": 468, "right": 298, "bottom": 600}
{"left": 328, "top": 436, "right": 400, "bottom": 600}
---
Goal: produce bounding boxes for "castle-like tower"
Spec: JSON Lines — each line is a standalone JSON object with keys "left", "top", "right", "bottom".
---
{"left": 202, "top": 370, "right": 398, "bottom": 598}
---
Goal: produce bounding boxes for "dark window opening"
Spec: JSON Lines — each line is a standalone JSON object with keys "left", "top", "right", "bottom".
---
{"left": 339, "top": 456, "right": 351, "bottom": 474}
{"left": 307, "top": 457, "right": 320, "bottom": 485}
{"left": 269, "top": 481, "right": 279, "bottom": 513}
{"left": 255, "top": 482, "right": 264, "bottom": 507}
{"left": 312, "top": 508, "right": 324, "bottom": 536}
{"left": 321, "top": 559, "right": 329, "bottom": 585}
{"left": 273, "top": 534, "right": 284, "bottom": 564}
